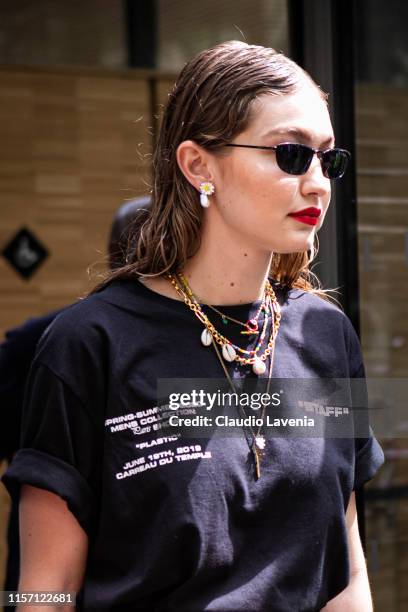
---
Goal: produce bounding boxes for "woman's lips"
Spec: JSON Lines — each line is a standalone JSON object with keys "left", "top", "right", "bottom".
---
{"left": 288, "top": 208, "right": 321, "bottom": 226}
{"left": 288, "top": 214, "right": 319, "bottom": 226}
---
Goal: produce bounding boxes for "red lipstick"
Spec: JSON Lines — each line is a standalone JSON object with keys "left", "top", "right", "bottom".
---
{"left": 288, "top": 207, "right": 321, "bottom": 226}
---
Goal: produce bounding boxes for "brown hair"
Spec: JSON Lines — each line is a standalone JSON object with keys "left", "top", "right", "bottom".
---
{"left": 90, "top": 40, "right": 342, "bottom": 309}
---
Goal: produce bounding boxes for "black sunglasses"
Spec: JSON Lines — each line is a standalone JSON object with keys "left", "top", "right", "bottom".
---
{"left": 225, "top": 143, "right": 351, "bottom": 179}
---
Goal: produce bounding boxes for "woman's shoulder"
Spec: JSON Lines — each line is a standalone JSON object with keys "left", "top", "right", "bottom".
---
{"left": 46, "top": 279, "right": 141, "bottom": 329}
{"left": 39, "top": 291, "right": 109, "bottom": 344}
{"left": 280, "top": 283, "right": 345, "bottom": 317}
{"left": 280, "top": 284, "right": 361, "bottom": 356}
{"left": 281, "top": 288, "right": 359, "bottom": 345}
{"left": 34, "top": 280, "right": 140, "bottom": 363}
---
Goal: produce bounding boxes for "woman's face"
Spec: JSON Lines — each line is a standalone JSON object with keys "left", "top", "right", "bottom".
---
{"left": 210, "top": 84, "right": 335, "bottom": 254}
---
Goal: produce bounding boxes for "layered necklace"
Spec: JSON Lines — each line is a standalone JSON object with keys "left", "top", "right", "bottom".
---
{"left": 168, "top": 273, "right": 281, "bottom": 375}
{"left": 167, "top": 272, "right": 282, "bottom": 479}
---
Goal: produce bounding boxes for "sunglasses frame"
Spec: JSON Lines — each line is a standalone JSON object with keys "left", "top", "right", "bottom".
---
{"left": 224, "top": 142, "right": 351, "bottom": 179}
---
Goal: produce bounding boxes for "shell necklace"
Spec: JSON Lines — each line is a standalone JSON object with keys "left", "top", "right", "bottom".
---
{"left": 167, "top": 272, "right": 281, "bottom": 376}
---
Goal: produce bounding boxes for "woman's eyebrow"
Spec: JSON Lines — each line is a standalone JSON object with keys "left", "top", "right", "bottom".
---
{"left": 261, "top": 127, "right": 335, "bottom": 147}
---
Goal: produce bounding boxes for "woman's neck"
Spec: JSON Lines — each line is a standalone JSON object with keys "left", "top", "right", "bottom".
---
{"left": 140, "top": 211, "right": 274, "bottom": 306}
{"left": 181, "top": 254, "right": 272, "bottom": 306}
{"left": 181, "top": 218, "right": 273, "bottom": 305}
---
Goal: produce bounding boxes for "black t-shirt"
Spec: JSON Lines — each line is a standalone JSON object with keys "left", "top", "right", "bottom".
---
{"left": 2, "top": 278, "right": 384, "bottom": 612}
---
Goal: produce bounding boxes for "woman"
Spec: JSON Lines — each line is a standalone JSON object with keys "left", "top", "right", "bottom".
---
{"left": 3, "top": 41, "right": 384, "bottom": 611}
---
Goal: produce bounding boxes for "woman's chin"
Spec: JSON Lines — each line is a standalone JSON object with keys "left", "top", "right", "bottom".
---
{"left": 270, "top": 235, "right": 315, "bottom": 254}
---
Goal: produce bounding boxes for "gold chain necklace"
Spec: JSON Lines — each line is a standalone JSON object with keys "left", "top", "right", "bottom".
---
{"left": 179, "top": 273, "right": 267, "bottom": 335}
{"left": 167, "top": 272, "right": 281, "bottom": 375}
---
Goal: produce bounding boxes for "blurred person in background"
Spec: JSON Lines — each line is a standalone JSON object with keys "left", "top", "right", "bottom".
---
{"left": 0, "top": 196, "right": 151, "bottom": 600}
{"left": 2, "top": 41, "right": 384, "bottom": 612}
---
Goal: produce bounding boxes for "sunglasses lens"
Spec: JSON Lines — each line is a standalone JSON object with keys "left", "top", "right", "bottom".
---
{"left": 275, "top": 144, "right": 313, "bottom": 175}
{"left": 321, "top": 149, "right": 349, "bottom": 179}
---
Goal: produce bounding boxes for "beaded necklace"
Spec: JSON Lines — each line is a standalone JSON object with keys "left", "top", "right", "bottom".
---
{"left": 167, "top": 272, "right": 281, "bottom": 375}
{"left": 179, "top": 273, "right": 267, "bottom": 335}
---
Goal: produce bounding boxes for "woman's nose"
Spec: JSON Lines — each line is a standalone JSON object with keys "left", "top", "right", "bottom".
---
{"left": 301, "top": 157, "right": 331, "bottom": 198}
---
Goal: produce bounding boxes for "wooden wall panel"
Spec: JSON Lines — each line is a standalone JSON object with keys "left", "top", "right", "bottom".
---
{"left": 0, "top": 67, "right": 159, "bottom": 339}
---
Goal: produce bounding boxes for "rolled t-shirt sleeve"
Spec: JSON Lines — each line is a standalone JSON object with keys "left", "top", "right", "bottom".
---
{"left": 354, "top": 428, "right": 384, "bottom": 490}
{"left": 2, "top": 361, "right": 102, "bottom": 537}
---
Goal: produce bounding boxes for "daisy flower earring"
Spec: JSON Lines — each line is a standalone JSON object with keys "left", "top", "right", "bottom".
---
{"left": 199, "top": 181, "right": 215, "bottom": 208}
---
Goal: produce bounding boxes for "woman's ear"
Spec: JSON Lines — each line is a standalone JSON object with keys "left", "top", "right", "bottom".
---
{"left": 176, "top": 140, "right": 213, "bottom": 190}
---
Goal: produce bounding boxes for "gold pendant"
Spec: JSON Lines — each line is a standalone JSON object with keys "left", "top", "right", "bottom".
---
{"left": 254, "top": 449, "right": 261, "bottom": 479}
{"left": 252, "top": 438, "right": 264, "bottom": 480}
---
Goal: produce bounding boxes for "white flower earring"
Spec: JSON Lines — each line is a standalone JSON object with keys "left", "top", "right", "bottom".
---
{"left": 199, "top": 181, "right": 215, "bottom": 208}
